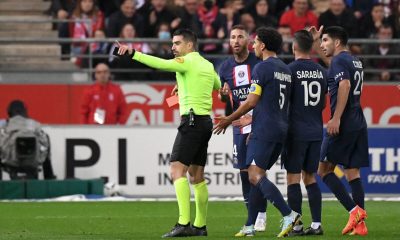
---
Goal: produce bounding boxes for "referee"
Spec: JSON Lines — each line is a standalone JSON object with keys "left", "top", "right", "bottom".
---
{"left": 117, "top": 29, "right": 221, "bottom": 238}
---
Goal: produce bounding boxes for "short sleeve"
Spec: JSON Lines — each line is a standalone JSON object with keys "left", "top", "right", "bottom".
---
{"left": 251, "top": 65, "right": 267, "bottom": 88}
{"left": 331, "top": 58, "right": 350, "bottom": 82}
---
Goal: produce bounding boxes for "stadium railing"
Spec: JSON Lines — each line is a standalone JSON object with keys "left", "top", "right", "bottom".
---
{"left": 0, "top": 18, "right": 399, "bottom": 83}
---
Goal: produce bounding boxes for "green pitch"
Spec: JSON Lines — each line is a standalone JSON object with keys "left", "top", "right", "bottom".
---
{"left": 0, "top": 201, "right": 398, "bottom": 239}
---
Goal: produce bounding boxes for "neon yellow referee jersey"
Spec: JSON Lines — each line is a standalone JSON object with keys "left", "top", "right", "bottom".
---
{"left": 133, "top": 52, "right": 221, "bottom": 115}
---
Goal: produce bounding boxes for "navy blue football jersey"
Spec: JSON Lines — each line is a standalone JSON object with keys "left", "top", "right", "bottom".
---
{"left": 218, "top": 52, "right": 260, "bottom": 134}
{"left": 328, "top": 51, "right": 367, "bottom": 132}
{"left": 249, "top": 57, "right": 292, "bottom": 143}
{"left": 288, "top": 59, "right": 328, "bottom": 140}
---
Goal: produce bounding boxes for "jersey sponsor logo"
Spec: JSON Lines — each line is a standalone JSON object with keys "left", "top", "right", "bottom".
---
{"left": 296, "top": 70, "right": 324, "bottom": 79}
{"left": 274, "top": 72, "right": 292, "bottom": 83}
{"left": 334, "top": 72, "right": 344, "bottom": 81}
{"left": 233, "top": 65, "right": 251, "bottom": 87}
{"left": 174, "top": 57, "right": 184, "bottom": 63}
{"left": 232, "top": 87, "right": 250, "bottom": 100}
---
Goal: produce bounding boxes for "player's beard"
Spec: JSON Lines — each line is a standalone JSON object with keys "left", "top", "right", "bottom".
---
{"left": 232, "top": 44, "right": 245, "bottom": 54}
{"left": 234, "top": 47, "right": 248, "bottom": 61}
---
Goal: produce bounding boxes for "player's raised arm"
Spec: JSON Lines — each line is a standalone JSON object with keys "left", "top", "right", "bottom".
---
{"left": 133, "top": 52, "right": 189, "bottom": 73}
{"left": 114, "top": 41, "right": 189, "bottom": 73}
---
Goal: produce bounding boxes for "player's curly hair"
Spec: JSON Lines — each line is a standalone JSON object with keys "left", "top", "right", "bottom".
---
{"left": 256, "top": 27, "right": 282, "bottom": 53}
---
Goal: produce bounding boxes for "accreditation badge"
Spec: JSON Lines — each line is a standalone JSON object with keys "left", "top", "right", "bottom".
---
{"left": 94, "top": 108, "right": 106, "bottom": 124}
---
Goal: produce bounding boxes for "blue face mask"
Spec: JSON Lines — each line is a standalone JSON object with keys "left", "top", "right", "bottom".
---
{"left": 159, "top": 31, "right": 171, "bottom": 40}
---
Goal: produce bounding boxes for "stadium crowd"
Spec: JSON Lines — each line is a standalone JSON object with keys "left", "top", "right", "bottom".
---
{"left": 45, "top": 0, "right": 400, "bottom": 81}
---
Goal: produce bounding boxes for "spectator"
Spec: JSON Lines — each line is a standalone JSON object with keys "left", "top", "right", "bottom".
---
{"left": 109, "top": 23, "right": 151, "bottom": 81}
{"left": 197, "top": 0, "right": 227, "bottom": 53}
{"left": 220, "top": 0, "right": 242, "bottom": 34}
{"left": 52, "top": 0, "right": 77, "bottom": 59}
{"left": 97, "top": 0, "right": 121, "bottom": 18}
{"left": 376, "top": 0, "right": 396, "bottom": 17}
{"left": 240, "top": 13, "right": 256, "bottom": 38}
{"left": 346, "top": 0, "right": 374, "bottom": 20}
{"left": 48, "top": 0, "right": 77, "bottom": 21}
{"left": 244, "top": 0, "right": 292, "bottom": 18}
{"left": 174, "top": 0, "right": 203, "bottom": 37}
{"left": 138, "top": 0, "right": 180, "bottom": 37}
{"left": 82, "top": 29, "right": 110, "bottom": 68}
{"left": 273, "top": 0, "right": 293, "bottom": 18}
{"left": 277, "top": 25, "right": 294, "bottom": 63}
{"left": 359, "top": 3, "right": 391, "bottom": 38}
{"left": 279, "top": 0, "right": 318, "bottom": 35}
{"left": 69, "top": 0, "right": 105, "bottom": 67}
{"left": 249, "top": 0, "right": 278, "bottom": 29}
{"left": 173, "top": 0, "right": 185, "bottom": 7}
{"left": 149, "top": 22, "right": 173, "bottom": 56}
{"left": 0, "top": 100, "right": 56, "bottom": 180}
{"left": 148, "top": 23, "right": 176, "bottom": 80}
{"left": 239, "top": 13, "right": 257, "bottom": 53}
{"left": 388, "top": 1, "right": 400, "bottom": 37}
{"left": 81, "top": 63, "right": 127, "bottom": 124}
{"left": 106, "top": 0, "right": 145, "bottom": 38}
{"left": 362, "top": 24, "right": 400, "bottom": 81}
{"left": 136, "top": 0, "right": 146, "bottom": 9}
{"left": 319, "top": 0, "right": 359, "bottom": 38}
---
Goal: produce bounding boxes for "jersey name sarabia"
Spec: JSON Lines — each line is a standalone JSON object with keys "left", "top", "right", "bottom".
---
{"left": 249, "top": 57, "right": 292, "bottom": 143}
{"left": 288, "top": 59, "right": 327, "bottom": 140}
{"left": 218, "top": 53, "right": 260, "bottom": 134}
{"left": 328, "top": 51, "right": 367, "bottom": 132}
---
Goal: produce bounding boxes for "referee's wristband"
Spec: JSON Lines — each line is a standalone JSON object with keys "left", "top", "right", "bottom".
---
{"left": 129, "top": 49, "right": 136, "bottom": 59}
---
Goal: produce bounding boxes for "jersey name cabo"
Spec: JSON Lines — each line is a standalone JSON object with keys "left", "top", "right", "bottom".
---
{"left": 249, "top": 57, "right": 292, "bottom": 142}
{"left": 288, "top": 59, "right": 328, "bottom": 140}
{"left": 219, "top": 53, "right": 260, "bottom": 134}
{"left": 328, "top": 51, "right": 367, "bottom": 132}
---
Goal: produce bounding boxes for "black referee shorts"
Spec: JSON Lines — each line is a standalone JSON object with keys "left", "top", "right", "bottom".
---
{"left": 170, "top": 115, "right": 213, "bottom": 167}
